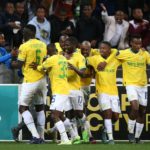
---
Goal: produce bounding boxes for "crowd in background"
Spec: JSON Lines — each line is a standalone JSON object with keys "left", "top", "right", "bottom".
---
{"left": 0, "top": 0, "right": 150, "bottom": 83}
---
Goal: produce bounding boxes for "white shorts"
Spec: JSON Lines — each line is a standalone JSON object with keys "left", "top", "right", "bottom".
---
{"left": 81, "top": 86, "right": 90, "bottom": 104}
{"left": 19, "top": 77, "right": 47, "bottom": 106}
{"left": 98, "top": 93, "right": 121, "bottom": 113}
{"left": 64, "top": 90, "right": 84, "bottom": 111}
{"left": 126, "top": 85, "right": 148, "bottom": 106}
{"left": 50, "top": 94, "right": 69, "bottom": 112}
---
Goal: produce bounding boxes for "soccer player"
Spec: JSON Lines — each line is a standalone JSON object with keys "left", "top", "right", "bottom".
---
{"left": 80, "top": 41, "right": 98, "bottom": 105}
{"left": 11, "top": 24, "right": 47, "bottom": 144}
{"left": 11, "top": 43, "right": 56, "bottom": 142}
{"left": 87, "top": 41, "right": 121, "bottom": 144}
{"left": 80, "top": 41, "right": 97, "bottom": 143}
{"left": 63, "top": 37, "right": 92, "bottom": 143}
{"left": 115, "top": 36, "right": 150, "bottom": 143}
{"left": 30, "top": 45, "right": 74, "bottom": 145}
{"left": 55, "top": 35, "right": 69, "bottom": 54}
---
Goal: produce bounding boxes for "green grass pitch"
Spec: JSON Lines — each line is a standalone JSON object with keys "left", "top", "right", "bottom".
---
{"left": 0, "top": 142, "right": 150, "bottom": 150}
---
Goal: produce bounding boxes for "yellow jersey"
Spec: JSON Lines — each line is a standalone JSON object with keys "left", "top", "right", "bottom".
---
{"left": 90, "top": 48, "right": 99, "bottom": 56}
{"left": 18, "top": 39, "right": 47, "bottom": 83}
{"left": 80, "top": 67, "right": 92, "bottom": 87}
{"left": 87, "top": 55, "right": 121, "bottom": 95}
{"left": 37, "top": 55, "right": 69, "bottom": 95}
{"left": 55, "top": 42, "right": 63, "bottom": 54}
{"left": 67, "top": 52, "right": 86, "bottom": 90}
{"left": 116, "top": 48, "right": 150, "bottom": 86}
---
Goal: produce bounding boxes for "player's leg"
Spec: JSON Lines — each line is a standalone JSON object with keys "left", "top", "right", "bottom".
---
{"left": 135, "top": 86, "right": 147, "bottom": 143}
{"left": 135, "top": 105, "right": 146, "bottom": 143}
{"left": 111, "top": 96, "right": 120, "bottom": 125}
{"left": 68, "top": 92, "right": 80, "bottom": 140}
{"left": 11, "top": 121, "right": 25, "bottom": 141}
{"left": 50, "top": 95, "right": 71, "bottom": 145}
{"left": 60, "top": 113, "right": 79, "bottom": 143}
{"left": 35, "top": 104, "right": 45, "bottom": 140}
{"left": 81, "top": 87, "right": 96, "bottom": 143}
{"left": 126, "top": 86, "right": 139, "bottom": 143}
{"left": 34, "top": 77, "right": 48, "bottom": 140}
{"left": 98, "top": 94, "right": 114, "bottom": 144}
{"left": 73, "top": 96, "right": 92, "bottom": 143}
{"left": 19, "top": 82, "right": 42, "bottom": 143}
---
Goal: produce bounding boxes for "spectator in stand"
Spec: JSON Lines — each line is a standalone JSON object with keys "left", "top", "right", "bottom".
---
{"left": 28, "top": 6, "right": 51, "bottom": 45}
{"left": 0, "top": 32, "right": 18, "bottom": 83}
{"left": 128, "top": 8, "right": 149, "bottom": 49}
{"left": 92, "top": 0, "right": 118, "bottom": 19}
{"left": 25, "top": 0, "right": 41, "bottom": 21}
{"left": 101, "top": 3, "right": 129, "bottom": 49}
{"left": 0, "top": 2, "right": 22, "bottom": 47}
{"left": 143, "top": 1, "right": 150, "bottom": 21}
{"left": 53, "top": 0, "right": 75, "bottom": 20}
{"left": 75, "top": 3, "right": 104, "bottom": 48}
{"left": 15, "top": 2, "right": 28, "bottom": 26}
{"left": 50, "top": 8, "right": 74, "bottom": 43}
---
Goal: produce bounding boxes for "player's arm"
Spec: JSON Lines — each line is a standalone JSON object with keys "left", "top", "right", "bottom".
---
{"left": 11, "top": 60, "right": 24, "bottom": 69}
{"left": 97, "top": 49, "right": 118, "bottom": 71}
{"left": 145, "top": 51, "right": 150, "bottom": 65}
{"left": 11, "top": 46, "right": 25, "bottom": 69}
{"left": 68, "top": 62, "right": 87, "bottom": 77}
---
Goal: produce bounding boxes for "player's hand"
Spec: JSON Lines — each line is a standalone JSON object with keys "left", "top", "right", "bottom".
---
{"left": 29, "top": 62, "right": 38, "bottom": 70}
{"left": 100, "top": 3, "right": 107, "bottom": 11}
{"left": 11, "top": 49, "right": 18, "bottom": 57}
{"left": 97, "top": 61, "right": 107, "bottom": 71}
{"left": 11, "top": 61, "right": 18, "bottom": 68}
{"left": 68, "top": 62, "right": 75, "bottom": 70}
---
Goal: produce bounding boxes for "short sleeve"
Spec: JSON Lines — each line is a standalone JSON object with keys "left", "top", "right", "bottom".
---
{"left": 78, "top": 54, "right": 86, "bottom": 70}
{"left": 18, "top": 44, "right": 26, "bottom": 62}
{"left": 145, "top": 51, "right": 150, "bottom": 65}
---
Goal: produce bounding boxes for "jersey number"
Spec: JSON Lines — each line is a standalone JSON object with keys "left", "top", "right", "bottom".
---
{"left": 58, "top": 61, "right": 67, "bottom": 79}
{"left": 36, "top": 49, "right": 41, "bottom": 65}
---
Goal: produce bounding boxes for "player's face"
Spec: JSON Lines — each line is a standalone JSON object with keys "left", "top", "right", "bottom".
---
{"left": 99, "top": 43, "right": 111, "bottom": 58}
{"left": 64, "top": 40, "right": 74, "bottom": 54}
{"left": 36, "top": 8, "right": 45, "bottom": 20}
{"left": 130, "top": 38, "right": 142, "bottom": 50}
{"left": 59, "top": 36, "right": 68, "bottom": 50}
{"left": 81, "top": 45, "right": 91, "bottom": 57}
{"left": 115, "top": 11, "right": 124, "bottom": 24}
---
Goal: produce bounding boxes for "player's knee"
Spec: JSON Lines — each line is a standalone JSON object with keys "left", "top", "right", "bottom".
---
{"left": 35, "top": 104, "right": 44, "bottom": 112}
{"left": 131, "top": 108, "right": 139, "bottom": 118}
{"left": 65, "top": 110, "right": 75, "bottom": 119}
{"left": 51, "top": 110, "right": 61, "bottom": 122}
{"left": 19, "top": 105, "right": 29, "bottom": 114}
{"left": 112, "top": 113, "right": 119, "bottom": 123}
{"left": 139, "top": 109, "right": 146, "bottom": 117}
{"left": 76, "top": 111, "right": 83, "bottom": 119}
{"left": 103, "top": 109, "right": 112, "bottom": 119}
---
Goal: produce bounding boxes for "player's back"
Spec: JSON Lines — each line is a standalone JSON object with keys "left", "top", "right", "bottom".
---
{"left": 46, "top": 54, "right": 69, "bottom": 95}
{"left": 18, "top": 39, "right": 47, "bottom": 82}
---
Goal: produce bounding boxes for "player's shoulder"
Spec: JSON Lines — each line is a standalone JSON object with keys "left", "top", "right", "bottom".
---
{"left": 73, "top": 51, "right": 84, "bottom": 58}
{"left": 118, "top": 48, "right": 130, "bottom": 54}
{"left": 87, "top": 55, "right": 100, "bottom": 63}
